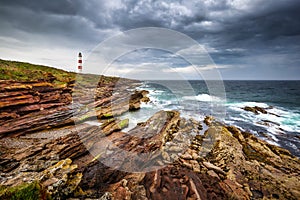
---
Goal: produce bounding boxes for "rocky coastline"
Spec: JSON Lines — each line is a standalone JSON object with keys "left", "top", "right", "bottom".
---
{"left": 0, "top": 63, "right": 300, "bottom": 199}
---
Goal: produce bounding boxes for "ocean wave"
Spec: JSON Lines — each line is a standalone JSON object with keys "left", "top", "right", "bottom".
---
{"left": 146, "top": 89, "right": 165, "bottom": 95}
{"left": 180, "top": 112, "right": 205, "bottom": 121}
{"left": 227, "top": 101, "right": 270, "bottom": 109}
{"left": 140, "top": 102, "right": 153, "bottom": 108}
{"left": 268, "top": 107, "right": 289, "bottom": 116}
{"left": 182, "top": 93, "right": 222, "bottom": 102}
{"left": 142, "top": 83, "right": 300, "bottom": 136}
{"left": 264, "top": 139, "right": 280, "bottom": 146}
{"left": 227, "top": 102, "right": 300, "bottom": 134}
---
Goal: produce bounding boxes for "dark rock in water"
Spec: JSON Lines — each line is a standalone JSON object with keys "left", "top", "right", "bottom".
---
{"left": 257, "top": 119, "right": 281, "bottom": 127}
{"left": 129, "top": 90, "right": 150, "bottom": 111}
{"left": 262, "top": 119, "right": 280, "bottom": 126}
{"left": 269, "top": 112, "right": 281, "bottom": 117}
{"left": 243, "top": 106, "right": 281, "bottom": 118}
{"left": 243, "top": 106, "right": 268, "bottom": 114}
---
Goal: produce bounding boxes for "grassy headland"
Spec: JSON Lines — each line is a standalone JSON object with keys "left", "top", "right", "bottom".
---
{"left": 0, "top": 59, "right": 74, "bottom": 85}
{"left": 0, "top": 59, "right": 122, "bottom": 87}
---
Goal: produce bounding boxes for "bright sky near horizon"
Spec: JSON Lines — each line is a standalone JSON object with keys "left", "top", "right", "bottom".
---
{"left": 0, "top": 0, "right": 299, "bottom": 80}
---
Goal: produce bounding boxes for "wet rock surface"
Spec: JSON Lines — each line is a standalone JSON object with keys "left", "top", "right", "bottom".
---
{"left": 243, "top": 106, "right": 268, "bottom": 114}
{"left": 242, "top": 105, "right": 280, "bottom": 117}
{"left": 0, "top": 78, "right": 300, "bottom": 200}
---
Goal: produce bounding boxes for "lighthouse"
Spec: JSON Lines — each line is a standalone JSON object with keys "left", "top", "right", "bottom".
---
{"left": 78, "top": 52, "right": 82, "bottom": 73}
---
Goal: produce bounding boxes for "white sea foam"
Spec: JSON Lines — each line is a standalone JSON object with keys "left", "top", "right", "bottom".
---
{"left": 140, "top": 102, "right": 153, "bottom": 108}
{"left": 224, "top": 120, "right": 235, "bottom": 124}
{"left": 234, "top": 125, "right": 245, "bottom": 132}
{"left": 183, "top": 94, "right": 222, "bottom": 102}
{"left": 265, "top": 139, "right": 280, "bottom": 146}
{"left": 142, "top": 83, "right": 300, "bottom": 138}
{"left": 146, "top": 89, "right": 165, "bottom": 96}
{"left": 227, "top": 101, "right": 300, "bottom": 134}
{"left": 268, "top": 107, "right": 289, "bottom": 116}
{"left": 180, "top": 112, "right": 205, "bottom": 121}
{"left": 227, "top": 101, "right": 270, "bottom": 111}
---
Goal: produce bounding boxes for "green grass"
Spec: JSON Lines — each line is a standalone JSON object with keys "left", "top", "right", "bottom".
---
{"left": 0, "top": 59, "right": 122, "bottom": 87}
{"left": 0, "top": 59, "right": 74, "bottom": 85}
{"left": 0, "top": 182, "right": 50, "bottom": 200}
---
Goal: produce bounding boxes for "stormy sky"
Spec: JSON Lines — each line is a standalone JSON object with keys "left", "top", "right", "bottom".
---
{"left": 0, "top": 0, "right": 300, "bottom": 80}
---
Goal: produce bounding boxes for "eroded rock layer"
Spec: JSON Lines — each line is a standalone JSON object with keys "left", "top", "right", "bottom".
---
{"left": 0, "top": 79, "right": 148, "bottom": 137}
{"left": 0, "top": 76, "right": 299, "bottom": 200}
{"left": 1, "top": 110, "right": 299, "bottom": 200}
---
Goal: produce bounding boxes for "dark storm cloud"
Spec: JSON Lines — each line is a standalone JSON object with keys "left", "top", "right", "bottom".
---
{"left": 0, "top": 0, "right": 299, "bottom": 79}
{"left": 209, "top": 1, "right": 300, "bottom": 46}
{"left": 1, "top": 0, "right": 299, "bottom": 47}
{"left": 0, "top": 0, "right": 78, "bottom": 15}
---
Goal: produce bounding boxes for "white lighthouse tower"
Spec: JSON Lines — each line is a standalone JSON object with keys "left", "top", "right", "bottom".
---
{"left": 78, "top": 52, "right": 82, "bottom": 73}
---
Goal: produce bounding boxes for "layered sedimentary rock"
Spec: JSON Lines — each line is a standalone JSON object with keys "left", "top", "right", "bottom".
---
{"left": 0, "top": 79, "right": 149, "bottom": 137}
{"left": 1, "top": 110, "right": 299, "bottom": 200}
{"left": 0, "top": 73, "right": 299, "bottom": 199}
{"left": 0, "top": 80, "right": 72, "bottom": 136}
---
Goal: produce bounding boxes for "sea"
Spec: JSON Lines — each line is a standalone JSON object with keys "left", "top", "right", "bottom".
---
{"left": 120, "top": 80, "right": 300, "bottom": 157}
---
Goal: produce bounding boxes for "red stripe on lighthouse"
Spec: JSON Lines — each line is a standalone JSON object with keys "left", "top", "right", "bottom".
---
{"left": 78, "top": 52, "right": 82, "bottom": 72}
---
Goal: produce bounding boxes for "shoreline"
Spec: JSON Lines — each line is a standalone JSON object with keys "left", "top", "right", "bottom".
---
{"left": 1, "top": 106, "right": 300, "bottom": 199}
{"left": 0, "top": 60, "right": 300, "bottom": 199}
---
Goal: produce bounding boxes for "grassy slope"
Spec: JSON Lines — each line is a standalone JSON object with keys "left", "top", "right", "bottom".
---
{"left": 0, "top": 59, "right": 75, "bottom": 84}
{"left": 0, "top": 59, "right": 121, "bottom": 86}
